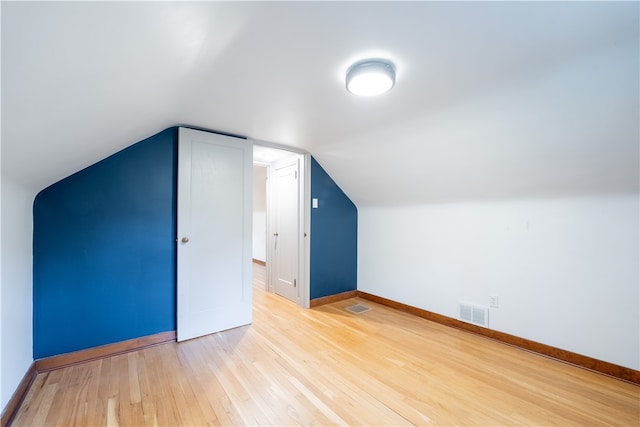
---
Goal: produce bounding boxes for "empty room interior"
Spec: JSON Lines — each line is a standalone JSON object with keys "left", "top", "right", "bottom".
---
{"left": 1, "top": 2, "right": 639, "bottom": 426}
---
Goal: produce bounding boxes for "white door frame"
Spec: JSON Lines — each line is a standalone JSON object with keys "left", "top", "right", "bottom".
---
{"left": 302, "top": 153, "right": 311, "bottom": 309}
{"left": 252, "top": 140, "right": 310, "bottom": 308}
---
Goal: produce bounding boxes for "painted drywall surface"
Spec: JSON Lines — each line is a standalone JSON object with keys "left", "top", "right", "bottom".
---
{"left": 358, "top": 195, "right": 639, "bottom": 369}
{"left": 33, "top": 128, "right": 177, "bottom": 359}
{"left": 252, "top": 165, "right": 267, "bottom": 262}
{"left": 1, "top": 179, "right": 34, "bottom": 410}
{"left": 310, "top": 157, "right": 357, "bottom": 299}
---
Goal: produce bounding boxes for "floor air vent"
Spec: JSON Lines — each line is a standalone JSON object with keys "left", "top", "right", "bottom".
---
{"left": 346, "top": 304, "right": 371, "bottom": 314}
{"left": 459, "top": 301, "right": 489, "bottom": 328}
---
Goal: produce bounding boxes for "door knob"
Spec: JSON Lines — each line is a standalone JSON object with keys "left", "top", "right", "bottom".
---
{"left": 181, "top": 237, "right": 189, "bottom": 244}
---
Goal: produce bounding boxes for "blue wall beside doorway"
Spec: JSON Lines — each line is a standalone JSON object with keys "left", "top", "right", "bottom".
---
{"left": 33, "top": 128, "right": 177, "bottom": 359}
{"left": 310, "top": 157, "right": 358, "bottom": 299}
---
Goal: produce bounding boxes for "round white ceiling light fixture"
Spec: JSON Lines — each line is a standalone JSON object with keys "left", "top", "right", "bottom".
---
{"left": 346, "top": 59, "right": 396, "bottom": 96}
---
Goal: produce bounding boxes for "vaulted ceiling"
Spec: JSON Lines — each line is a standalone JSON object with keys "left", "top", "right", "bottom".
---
{"left": 2, "top": 1, "right": 638, "bottom": 205}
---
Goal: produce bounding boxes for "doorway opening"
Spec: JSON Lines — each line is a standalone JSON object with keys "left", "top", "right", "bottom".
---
{"left": 252, "top": 143, "right": 310, "bottom": 308}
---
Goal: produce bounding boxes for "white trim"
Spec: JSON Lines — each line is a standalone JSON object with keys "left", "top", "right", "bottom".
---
{"left": 251, "top": 138, "right": 307, "bottom": 154}
{"left": 251, "top": 139, "right": 310, "bottom": 308}
{"left": 302, "top": 153, "right": 312, "bottom": 309}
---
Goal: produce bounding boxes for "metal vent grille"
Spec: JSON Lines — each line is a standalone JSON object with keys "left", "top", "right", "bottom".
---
{"left": 346, "top": 304, "right": 371, "bottom": 314}
{"left": 459, "top": 301, "right": 489, "bottom": 328}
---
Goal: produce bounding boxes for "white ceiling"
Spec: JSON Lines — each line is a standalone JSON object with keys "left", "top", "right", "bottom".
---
{"left": 2, "top": 1, "right": 638, "bottom": 206}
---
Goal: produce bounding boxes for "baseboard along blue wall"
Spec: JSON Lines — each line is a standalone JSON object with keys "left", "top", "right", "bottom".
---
{"left": 33, "top": 128, "right": 178, "bottom": 359}
{"left": 310, "top": 157, "right": 358, "bottom": 299}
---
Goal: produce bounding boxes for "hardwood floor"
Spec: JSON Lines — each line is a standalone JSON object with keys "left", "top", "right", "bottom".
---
{"left": 12, "top": 264, "right": 639, "bottom": 426}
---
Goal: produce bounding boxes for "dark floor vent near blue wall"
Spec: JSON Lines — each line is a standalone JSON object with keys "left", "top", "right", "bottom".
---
{"left": 346, "top": 304, "right": 371, "bottom": 314}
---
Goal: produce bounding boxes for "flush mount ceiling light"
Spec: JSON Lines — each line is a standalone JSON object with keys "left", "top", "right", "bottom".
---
{"left": 346, "top": 59, "right": 396, "bottom": 96}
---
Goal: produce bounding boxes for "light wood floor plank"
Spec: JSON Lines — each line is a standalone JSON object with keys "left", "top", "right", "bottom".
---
{"left": 10, "top": 264, "right": 640, "bottom": 426}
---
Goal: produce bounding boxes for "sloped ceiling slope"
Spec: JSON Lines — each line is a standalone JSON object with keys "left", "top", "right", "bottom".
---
{"left": 2, "top": 1, "right": 638, "bottom": 205}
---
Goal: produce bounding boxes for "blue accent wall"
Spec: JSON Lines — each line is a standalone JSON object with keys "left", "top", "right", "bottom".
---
{"left": 33, "top": 128, "right": 177, "bottom": 359}
{"left": 310, "top": 157, "right": 358, "bottom": 299}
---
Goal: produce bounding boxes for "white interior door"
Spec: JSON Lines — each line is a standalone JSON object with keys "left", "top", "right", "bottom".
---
{"left": 177, "top": 127, "right": 252, "bottom": 342}
{"left": 271, "top": 158, "right": 300, "bottom": 303}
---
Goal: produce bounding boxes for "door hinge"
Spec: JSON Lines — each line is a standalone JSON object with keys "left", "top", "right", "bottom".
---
{"left": 294, "top": 278, "right": 297, "bottom": 288}
{"left": 295, "top": 170, "right": 298, "bottom": 180}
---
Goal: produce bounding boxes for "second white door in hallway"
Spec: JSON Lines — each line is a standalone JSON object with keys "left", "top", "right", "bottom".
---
{"left": 271, "top": 158, "right": 300, "bottom": 304}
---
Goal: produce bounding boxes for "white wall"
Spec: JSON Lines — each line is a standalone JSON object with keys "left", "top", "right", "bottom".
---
{"left": 1, "top": 178, "right": 34, "bottom": 410}
{"left": 359, "top": 194, "right": 639, "bottom": 370}
{"left": 252, "top": 165, "right": 267, "bottom": 262}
